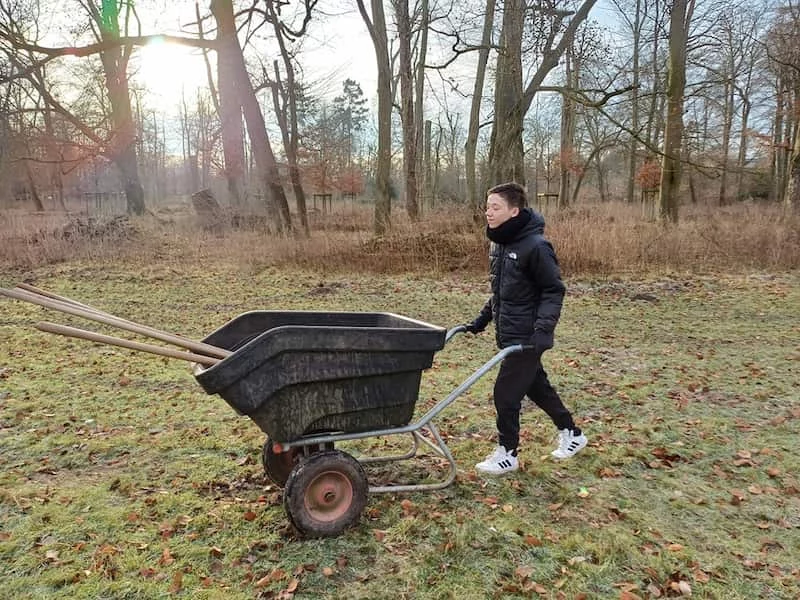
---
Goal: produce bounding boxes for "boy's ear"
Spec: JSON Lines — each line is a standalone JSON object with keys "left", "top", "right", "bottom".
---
{"left": 510, "top": 206, "right": 520, "bottom": 217}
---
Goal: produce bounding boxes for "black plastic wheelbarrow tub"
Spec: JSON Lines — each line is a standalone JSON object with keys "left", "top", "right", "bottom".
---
{"left": 194, "top": 311, "right": 446, "bottom": 442}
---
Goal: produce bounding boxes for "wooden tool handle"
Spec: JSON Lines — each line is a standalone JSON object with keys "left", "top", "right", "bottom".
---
{"left": 36, "top": 321, "right": 220, "bottom": 366}
{"left": 1, "top": 287, "right": 231, "bottom": 359}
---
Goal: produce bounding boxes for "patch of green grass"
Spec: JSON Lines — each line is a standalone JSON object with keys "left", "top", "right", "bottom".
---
{"left": 1, "top": 263, "right": 798, "bottom": 599}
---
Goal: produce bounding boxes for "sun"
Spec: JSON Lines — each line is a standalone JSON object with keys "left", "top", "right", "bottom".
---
{"left": 135, "top": 38, "right": 211, "bottom": 108}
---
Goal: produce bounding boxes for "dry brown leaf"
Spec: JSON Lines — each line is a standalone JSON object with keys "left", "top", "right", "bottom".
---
{"left": 322, "top": 567, "right": 335, "bottom": 577}
{"left": 168, "top": 570, "right": 183, "bottom": 594}
{"left": 646, "top": 583, "right": 662, "bottom": 597}
{"left": 159, "top": 548, "right": 174, "bottom": 566}
{"left": 524, "top": 535, "right": 543, "bottom": 546}
{"left": 693, "top": 570, "right": 710, "bottom": 583}
{"left": 243, "top": 511, "right": 257, "bottom": 521}
{"left": 515, "top": 566, "right": 534, "bottom": 580}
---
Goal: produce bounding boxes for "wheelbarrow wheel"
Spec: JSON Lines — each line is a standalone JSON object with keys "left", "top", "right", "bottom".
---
{"left": 262, "top": 438, "right": 336, "bottom": 487}
{"left": 283, "top": 450, "right": 368, "bottom": 538}
{"left": 262, "top": 438, "right": 299, "bottom": 487}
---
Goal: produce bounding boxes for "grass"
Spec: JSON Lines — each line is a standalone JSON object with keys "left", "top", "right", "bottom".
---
{"left": 0, "top": 258, "right": 798, "bottom": 598}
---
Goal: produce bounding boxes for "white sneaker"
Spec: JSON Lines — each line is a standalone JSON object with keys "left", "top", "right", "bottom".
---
{"left": 475, "top": 445, "right": 519, "bottom": 475}
{"left": 551, "top": 429, "right": 588, "bottom": 459}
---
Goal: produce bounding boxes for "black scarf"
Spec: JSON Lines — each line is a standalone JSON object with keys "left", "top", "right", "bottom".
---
{"left": 486, "top": 209, "right": 531, "bottom": 244}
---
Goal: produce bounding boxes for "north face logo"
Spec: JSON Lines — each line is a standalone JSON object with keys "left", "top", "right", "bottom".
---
{"left": 508, "top": 252, "right": 518, "bottom": 260}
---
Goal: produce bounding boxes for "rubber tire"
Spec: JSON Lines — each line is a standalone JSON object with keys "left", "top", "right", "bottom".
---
{"left": 262, "top": 438, "right": 299, "bottom": 487}
{"left": 283, "top": 450, "right": 368, "bottom": 538}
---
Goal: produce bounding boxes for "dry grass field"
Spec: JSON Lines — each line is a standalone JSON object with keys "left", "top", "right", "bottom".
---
{"left": 1, "top": 200, "right": 798, "bottom": 599}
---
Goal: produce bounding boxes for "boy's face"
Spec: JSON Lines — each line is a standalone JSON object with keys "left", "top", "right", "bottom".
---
{"left": 485, "top": 193, "right": 519, "bottom": 229}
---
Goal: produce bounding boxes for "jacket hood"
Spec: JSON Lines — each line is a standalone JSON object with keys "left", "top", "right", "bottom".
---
{"left": 523, "top": 207, "right": 545, "bottom": 236}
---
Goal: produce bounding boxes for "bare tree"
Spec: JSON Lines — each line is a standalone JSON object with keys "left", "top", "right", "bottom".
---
{"left": 465, "top": 0, "right": 496, "bottom": 219}
{"left": 356, "top": 0, "right": 393, "bottom": 234}
{"left": 658, "top": 0, "right": 695, "bottom": 223}
{"left": 487, "top": 0, "right": 598, "bottom": 184}
{"left": 210, "top": 0, "right": 293, "bottom": 232}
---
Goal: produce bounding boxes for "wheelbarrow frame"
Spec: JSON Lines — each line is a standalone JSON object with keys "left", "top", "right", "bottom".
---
{"left": 272, "top": 326, "right": 529, "bottom": 494}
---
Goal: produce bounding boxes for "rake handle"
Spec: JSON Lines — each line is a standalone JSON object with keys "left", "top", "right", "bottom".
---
{"left": 1, "top": 287, "right": 231, "bottom": 359}
{"left": 36, "top": 321, "right": 220, "bottom": 366}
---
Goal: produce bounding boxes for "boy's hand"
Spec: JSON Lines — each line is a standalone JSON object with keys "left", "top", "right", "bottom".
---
{"left": 533, "top": 330, "right": 554, "bottom": 354}
{"left": 463, "top": 323, "right": 481, "bottom": 334}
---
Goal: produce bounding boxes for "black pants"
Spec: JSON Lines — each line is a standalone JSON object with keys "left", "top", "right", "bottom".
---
{"left": 494, "top": 349, "right": 575, "bottom": 451}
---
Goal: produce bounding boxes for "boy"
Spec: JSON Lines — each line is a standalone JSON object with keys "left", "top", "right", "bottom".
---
{"left": 464, "top": 182, "right": 587, "bottom": 474}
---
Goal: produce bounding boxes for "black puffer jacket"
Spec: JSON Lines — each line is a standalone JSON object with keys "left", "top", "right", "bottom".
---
{"left": 470, "top": 208, "right": 565, "bottom": 349}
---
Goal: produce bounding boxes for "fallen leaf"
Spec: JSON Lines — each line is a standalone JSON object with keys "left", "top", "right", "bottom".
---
{"left": 286, "top": 578, "right": 299, "bottom": 592}
{"left": 730, "top": 489, "right": 746, "bottom": 505}
{"left": 373, "top": 529, "right": 386, "bottom": 542}
{"left": 515, "top": 566, "right": 534, "bottom": 579}
{"left": 524, "top": 535, "right": 543, "bottom": 546}
{"left": 502, "top": 504, "right": 514, "bottom": 513}
{"left": 159, "top": 548, "right": 174, "bottom": 566}
{"left": 243, "top": 511, "right": 257, "bottom": 521}
{"left": 168, "top": 570, "right": 183, "bottom": 594}
{"left": 669, "top": 580, "right": 692, "bottom": 596}
{"left": 400, "top": 499, "right": 415, "bottom": 515}
{"left": 667, "top": 543, "right": 684, "bottom": 552}
{"left": 646, "top": 582, "right": 663, "bottom": 597}
{"left": 693, "top": 570, "right": 710, "bottom": 583}
{"left": 322, "top": 566, "right": 334, "bottom": 577}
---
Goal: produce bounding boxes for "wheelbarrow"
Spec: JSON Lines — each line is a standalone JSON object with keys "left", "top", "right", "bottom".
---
{"left": 193, "top": 311, "right": 527, "bottom": 537}
{"left": 1, "top": 285, "right": 527, "bottom": 538}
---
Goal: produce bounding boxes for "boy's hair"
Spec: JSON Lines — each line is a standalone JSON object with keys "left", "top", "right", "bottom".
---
{"left": 487, "top": 182, "right": 528, "bottom": 209}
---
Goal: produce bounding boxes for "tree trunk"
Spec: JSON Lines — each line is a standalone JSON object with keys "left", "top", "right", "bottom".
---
{"left": 394, "top": 0, "right": 418, "bottom": 220}
{"left": 735, "top": 98, "right": 750, "bottom": 200}
{"left": 357, "top": 0, "right": 392, "bottom": 234}
{"left": 644, "top": 0, "right": 661, "bottom": 152}
{"left": 771, "top": 76, "right": 784, "bottom": 202}
{"left": 424, "top": 119, "right": 432, "bottom": 210}
{"left": 488, "top": 0, "right": 525, "bottom": 184}
{"left": 658, "top": 0, "right": 692, "bottom": 224}
{"left": 785, "top": 112, "right": 800, "bottom": 211}
{"left": 97, "top": 7, "right": 145, "bottom": 216}
{"left": 211, "top": 0, "right": 292, "bottom": 232}
{"left": 215, "top": 30, "right": 246, "bottom": 209}
{"left": 414, "top": 0, "right": 429, "bottom": 216}
{"left": 626, "top": 0, "right": 642, "bottom": 204}
{"left": 558, "top": 43, "right": 576, "bottom": 209}
{"left": 466, "top": 0, "right": 495, "bottom": 219}
{"left": 718, "top": 77, "right": 733, "bottom": 206}
{"left": 23, "top": 158, "right": 44, "bottom": 211}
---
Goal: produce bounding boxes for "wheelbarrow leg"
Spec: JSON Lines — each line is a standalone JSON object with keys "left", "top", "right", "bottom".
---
{"left": 359, "top": 432, "right": 421, "bottom": 465}
{"left": 368, "top": 421, "right": 457, "bottom": 493}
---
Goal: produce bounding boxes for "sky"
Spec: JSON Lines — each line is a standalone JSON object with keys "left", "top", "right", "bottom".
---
{"left": 134, "top": 1, "right": 376, "bottom": 112}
